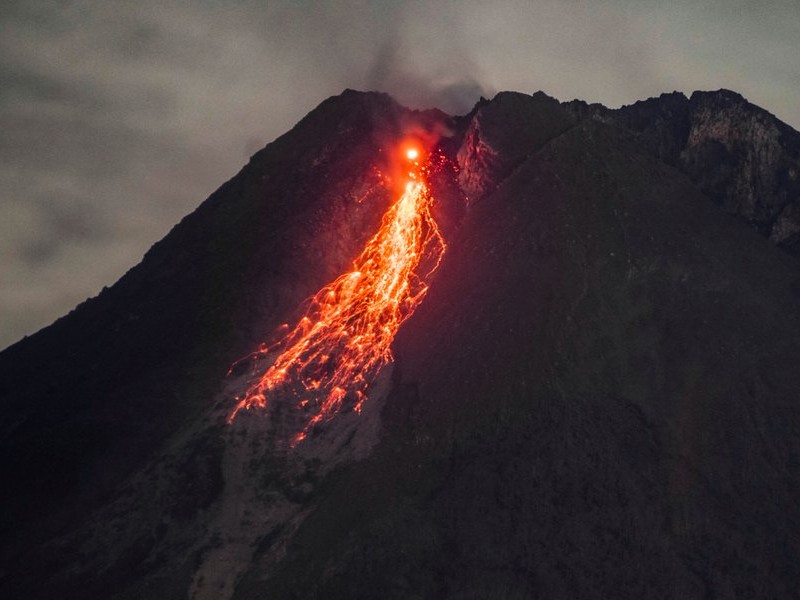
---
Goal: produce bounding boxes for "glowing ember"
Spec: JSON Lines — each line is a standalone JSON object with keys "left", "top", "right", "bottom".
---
{"left": 228, "top": 143, "right": 445, "bottom": 443}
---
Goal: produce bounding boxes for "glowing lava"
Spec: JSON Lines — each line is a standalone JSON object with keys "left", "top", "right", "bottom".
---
{"left": 228, "top": 143, "right": 445, "bottom": 442}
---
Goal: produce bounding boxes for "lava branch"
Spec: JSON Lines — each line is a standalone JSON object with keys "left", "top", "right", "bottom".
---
{"left": 228, "top": 144, "right": 446, "bottom": 443}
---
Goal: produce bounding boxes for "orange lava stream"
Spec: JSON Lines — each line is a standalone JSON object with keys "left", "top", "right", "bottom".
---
{"left": 228, "top": 147, "right": 445, "bottom": 442}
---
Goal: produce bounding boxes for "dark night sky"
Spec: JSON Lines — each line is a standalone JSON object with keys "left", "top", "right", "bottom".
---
{"left": 2, "top": 0, "right": 799, "bottom": 349}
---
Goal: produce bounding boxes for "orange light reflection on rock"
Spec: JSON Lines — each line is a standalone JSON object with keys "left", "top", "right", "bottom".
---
{"left": 228, "top": 144, "right": 445, "bottom": 443}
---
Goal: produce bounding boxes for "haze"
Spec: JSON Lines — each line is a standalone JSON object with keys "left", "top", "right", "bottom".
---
{"left": 2, "top": 0, "right": 798, "bottom": 349}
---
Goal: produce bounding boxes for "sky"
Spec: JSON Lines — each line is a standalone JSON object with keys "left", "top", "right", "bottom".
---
{"left": 2, "top": 0, "right": 799, "bottom": 350}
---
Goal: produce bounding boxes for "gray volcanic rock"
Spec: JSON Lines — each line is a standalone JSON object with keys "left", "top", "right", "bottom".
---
{"left": 565, "top": 89, "right": 800, "bottom": 254}
{"left": 682, "top": 90, "right": 800, "bottom": 246}
{"left": 2, "top": 88, "right": 800, "bottom": 599}
{"left": 457, "top": 91, "right": 575, "bottom": 201}
{"left": 564, "top": 91, "right": 692, "bottom": 166}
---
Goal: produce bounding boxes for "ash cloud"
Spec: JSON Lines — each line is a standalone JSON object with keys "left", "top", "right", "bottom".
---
{"left": 365, "top": 37, "right": 493, "bottom": 115}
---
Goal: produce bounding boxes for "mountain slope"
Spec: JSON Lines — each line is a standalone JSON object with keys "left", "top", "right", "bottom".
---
{"left": 1, "top": 89, "right": 799, "bottom": 599}
{"left": 242, "top": 97, "right": 800, "bottom": 600}
{"left": 0, "top": 90, "right": 451, "bottom": 597}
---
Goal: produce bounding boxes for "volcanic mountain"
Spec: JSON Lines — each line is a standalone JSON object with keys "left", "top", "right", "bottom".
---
{"left": 2, "top": 88, "right": 800, "bottom": 599}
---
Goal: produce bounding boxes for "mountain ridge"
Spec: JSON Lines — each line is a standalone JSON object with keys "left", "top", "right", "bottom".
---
{"left": 2, "top": 87, "right": 800, "bottom": 599}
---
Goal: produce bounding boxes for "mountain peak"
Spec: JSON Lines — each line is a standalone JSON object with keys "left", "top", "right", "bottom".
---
{"left": 690, "top": 87, "right": 746, "bottom": 103}
{"left": 3, "top": 87, "right": 800, "bottom": 599}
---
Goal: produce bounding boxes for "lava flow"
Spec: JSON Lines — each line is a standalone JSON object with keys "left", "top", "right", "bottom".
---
{"left": 228, "top": 143, "right": 446, "bottom": 443}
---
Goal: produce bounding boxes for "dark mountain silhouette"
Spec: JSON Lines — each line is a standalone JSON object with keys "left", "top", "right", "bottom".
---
{"left": 1, "top": 88, "right": 799, "bottom": 599}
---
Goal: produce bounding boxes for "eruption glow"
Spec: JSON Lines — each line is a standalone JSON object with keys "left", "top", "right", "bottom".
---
{"left": 228, "top": 143, "right": 445, "bottom": 443}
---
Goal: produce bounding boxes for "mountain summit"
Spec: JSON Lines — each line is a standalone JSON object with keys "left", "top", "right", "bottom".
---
{"left": 2, "top": 89, "right": 800, "bottom": 599}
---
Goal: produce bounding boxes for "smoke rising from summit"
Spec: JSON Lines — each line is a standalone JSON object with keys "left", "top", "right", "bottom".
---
{"left": 365, "top": 37, "right": 492, "bottom": 115}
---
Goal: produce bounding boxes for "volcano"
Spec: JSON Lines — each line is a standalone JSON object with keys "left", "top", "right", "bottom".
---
{"left": 2, "top": 89, "right": 800, "bottom": 599}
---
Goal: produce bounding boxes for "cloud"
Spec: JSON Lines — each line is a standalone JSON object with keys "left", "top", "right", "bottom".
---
{"left": 1, "top": 0, "right": 798, "bottom": 349}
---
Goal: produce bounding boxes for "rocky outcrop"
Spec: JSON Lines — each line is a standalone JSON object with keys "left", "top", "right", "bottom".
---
{"left": 456, "top": 91, "right": 575, "bottom": 201}
{"left": 565, "top": 89, "right": 800, "bottom": 255}
{"left": 565, "top": 91, "right": 692, "bottom": 166}
{"left": 682, "top": 90, "right": 800, "bottom": 247}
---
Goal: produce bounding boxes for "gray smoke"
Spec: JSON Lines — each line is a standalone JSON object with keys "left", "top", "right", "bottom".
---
{"left": 365, "top": 36, "right": 493, "bottom": 115}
